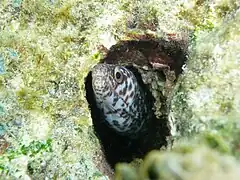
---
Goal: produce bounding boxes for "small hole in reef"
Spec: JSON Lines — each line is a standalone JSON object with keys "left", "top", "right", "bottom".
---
{"left": 85, "top": 39, "right": 187, "bottom": 168}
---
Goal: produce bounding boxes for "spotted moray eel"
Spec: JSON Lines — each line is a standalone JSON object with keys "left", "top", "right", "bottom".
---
{"left": 91, "top": 63, "right": 150, "bottom": 138}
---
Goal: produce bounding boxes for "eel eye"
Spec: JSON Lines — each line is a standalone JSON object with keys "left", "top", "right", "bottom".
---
{"left": 114, "top": 67, "right": 123, "bottom": 84}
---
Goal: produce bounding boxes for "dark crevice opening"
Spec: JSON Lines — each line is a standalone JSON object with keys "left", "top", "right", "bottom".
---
{"left": 85, "top": 39, "right": 187, "bottom": 168}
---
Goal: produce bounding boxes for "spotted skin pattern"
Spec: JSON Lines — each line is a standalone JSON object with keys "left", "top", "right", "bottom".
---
{"left": 92, "top": 63, "right": 149, "bottom": 137}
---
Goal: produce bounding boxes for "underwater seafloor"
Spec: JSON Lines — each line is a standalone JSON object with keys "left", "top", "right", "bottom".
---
{"left": 0, "top": 0, "right": 240, "bottom": 179}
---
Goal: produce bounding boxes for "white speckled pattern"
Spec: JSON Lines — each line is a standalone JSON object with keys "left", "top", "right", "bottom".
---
{"left": 92, "top": 63, "right": 148, "bottom": 136}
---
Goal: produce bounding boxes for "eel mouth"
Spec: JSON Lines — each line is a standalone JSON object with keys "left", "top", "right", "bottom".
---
{"left": 91, "top": 64, "right": 109, "bottom": 96}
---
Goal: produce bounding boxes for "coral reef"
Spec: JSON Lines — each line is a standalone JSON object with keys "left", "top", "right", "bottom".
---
{"left": 116, "top": 1, "right": 240, "bottom": 179}
{"left": 0, "top": 0, "right": 239, "bottom": 179}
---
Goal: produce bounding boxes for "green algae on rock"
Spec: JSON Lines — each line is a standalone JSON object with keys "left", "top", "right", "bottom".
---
{"left": 170, "top": 7, "right": 240, "bottom": 139}
{"left": 0, "top": 0, "right": 115, "bottom": 179}
{"left": 115, "top": 3, "right": 240, "bottom": 180}
{"left": 140, "top": 147, "right": 240, "bottom": 180}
